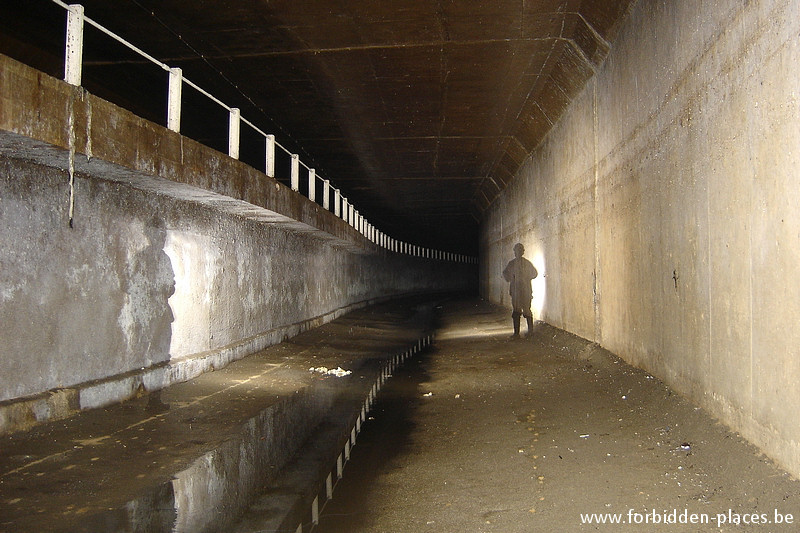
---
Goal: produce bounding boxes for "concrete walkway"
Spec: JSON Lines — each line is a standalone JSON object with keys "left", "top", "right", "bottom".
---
{"left": 0, "top": 296, "right": 439, "bottom": 533}
{"left": 316, "top": 299, "right": 800, "bottom": 533}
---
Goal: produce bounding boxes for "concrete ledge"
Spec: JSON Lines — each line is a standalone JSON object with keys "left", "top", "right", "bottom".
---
{"left": 0, "top": 53, "right": 363, "bottom": 247}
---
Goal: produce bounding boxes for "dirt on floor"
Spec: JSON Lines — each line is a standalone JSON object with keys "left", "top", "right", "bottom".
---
{"left": 315, "top": 298, "right": 800, "bottom": 533}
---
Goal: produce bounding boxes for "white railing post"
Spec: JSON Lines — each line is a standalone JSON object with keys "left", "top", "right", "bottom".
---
{"left": 323, "top": 180, "right": 330, "bottom": 210}
{"left": 308, "top": 168, "right": 316, "bottom": 202}
{"left": 167, "top": 67, "right": 182, "bottom": 132}
{"left": 290, "top": 154, "right": 299, "bottom": 191}
{"left": 342, "top": 198, "right": 348, "bottom": 221}
{"left": 64, "top": 4, "right": 85, "bottom": 86}
{"left": 349, "top": 204, "right": 355, "bottom": 227}
{"left": 334, "top": 189, "right": 341, "bottom": 217}
{"left": 265, "top": 135, "right": 276, "bottom": 178}
{"left": 228, "top": 108, "right": 240, "bottom": 159}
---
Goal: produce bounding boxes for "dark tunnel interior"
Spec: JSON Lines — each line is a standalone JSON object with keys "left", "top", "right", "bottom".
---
{"left": 0, "top": 0, "right": 636, "bottom": 255}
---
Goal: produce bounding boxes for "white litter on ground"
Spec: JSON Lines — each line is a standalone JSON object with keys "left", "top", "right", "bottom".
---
{"left": 309, "top": 366, "right": 352, "bottom": 377}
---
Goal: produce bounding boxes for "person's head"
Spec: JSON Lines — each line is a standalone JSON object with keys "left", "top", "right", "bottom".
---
{"left": 513, "top": 243, "right": 525, "bottom": 258}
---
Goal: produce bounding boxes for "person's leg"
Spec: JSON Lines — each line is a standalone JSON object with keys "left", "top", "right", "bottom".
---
{"left": 523, "top": 300, "right": 534, "bottom": 337}
{"left": 511, "top": 310, "right": 521, "bottom": 337}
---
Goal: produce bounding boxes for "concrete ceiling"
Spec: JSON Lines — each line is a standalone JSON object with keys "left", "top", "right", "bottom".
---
{"left": 1, "top": 0, "right": 634, "bottom": 253}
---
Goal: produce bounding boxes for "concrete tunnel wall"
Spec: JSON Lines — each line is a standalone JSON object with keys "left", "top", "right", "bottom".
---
{"left": 480, "top": 0, "right": 800, "bottom": 476}
{"left": 0, "top": 54, "right": 475, "bottom": 432}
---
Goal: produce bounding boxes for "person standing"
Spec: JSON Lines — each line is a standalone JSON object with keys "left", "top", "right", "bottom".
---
{"left": 503, "top": 243, "right": 538, "bottom": 338}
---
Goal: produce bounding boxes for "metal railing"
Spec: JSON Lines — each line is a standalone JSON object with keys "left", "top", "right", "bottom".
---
{"left": 51, "top": 1, "right": 475, "bottom": 265}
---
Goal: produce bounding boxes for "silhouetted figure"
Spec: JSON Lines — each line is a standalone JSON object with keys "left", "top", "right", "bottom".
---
{"left": 503, "top": 243, "right": 538, "bottom": 338}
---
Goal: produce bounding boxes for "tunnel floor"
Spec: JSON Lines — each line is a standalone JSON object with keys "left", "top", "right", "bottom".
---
{"left": 3, "top": 297, "right": 800, "bottom": 532}
{"left": 316, "top": 298, "right": 800, "bottom": 532}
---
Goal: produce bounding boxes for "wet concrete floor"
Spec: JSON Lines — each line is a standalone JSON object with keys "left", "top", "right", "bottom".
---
{"left": 0, "top": 296, "right": 438, "bottom": 533}
{"left": 316, "top": 298, "right": 800, "bottom": 532}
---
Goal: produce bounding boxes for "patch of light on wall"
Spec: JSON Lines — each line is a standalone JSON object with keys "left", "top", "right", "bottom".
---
{"left": 163, "top": 230, "right": 212, "bottom": 360}
{"left": 531, "top": 249, "right": 546, "bottom": 318}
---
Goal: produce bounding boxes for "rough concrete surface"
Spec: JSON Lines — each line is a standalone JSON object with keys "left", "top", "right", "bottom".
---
{"left": 317, "top": 299, "right": 800, "bottom": 532}
{"left": 0, "top": 51, "right": 474, "bottom": 431}
{"left": 480, "top": 0, "right": 800, "bottom": 478}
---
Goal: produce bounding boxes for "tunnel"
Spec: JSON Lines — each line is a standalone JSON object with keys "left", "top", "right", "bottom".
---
{"left": 1, "top": 0, "right": 799, "bottom": 531}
